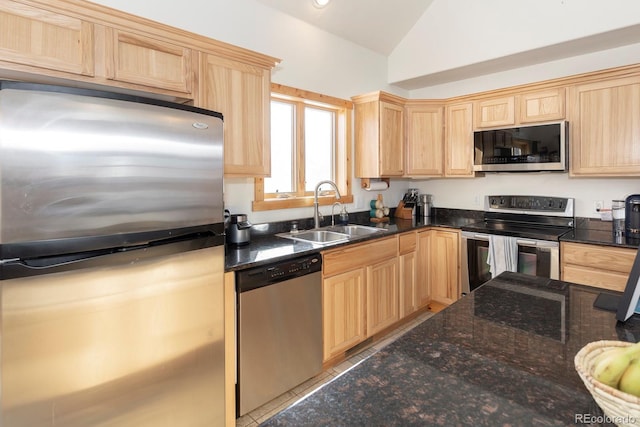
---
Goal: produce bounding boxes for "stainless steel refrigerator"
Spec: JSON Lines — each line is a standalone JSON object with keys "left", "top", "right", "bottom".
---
{"left": 0, "top": 81, "right": 226, "bottom": 426}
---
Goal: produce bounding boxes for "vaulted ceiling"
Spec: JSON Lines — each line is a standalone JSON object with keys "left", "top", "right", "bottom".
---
{"left": 254, "top": 0, "right": 435, "bottom": 56}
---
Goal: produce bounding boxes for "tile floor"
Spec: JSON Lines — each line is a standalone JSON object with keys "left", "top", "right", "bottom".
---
{"left": 235, "top": 310, "right": 435, "bottom": 427}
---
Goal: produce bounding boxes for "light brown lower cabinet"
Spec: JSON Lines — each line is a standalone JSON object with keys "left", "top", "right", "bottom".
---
{"left": 561, "top": 241, "right": 636, "bottom": 292}
{"left": 416, "top": 228, "right": 461, "bottom": 307}
{"left": 366, "top": 257, "right": 399, "bottom": 336}
{"left": 321, "top": 236, "right": 397, "bottom": 361}
{"left": 322, "top": 229, "right": 461, "bottom": 361}
{"left": 429, "top": 229, "right": 461, "bottom": 305}
{"left": 322, "top": 268, "right": 366, "bottom": 360}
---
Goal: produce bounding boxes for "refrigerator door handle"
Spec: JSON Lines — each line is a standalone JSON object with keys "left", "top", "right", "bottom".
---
{"left": 1, "top": 233, "right": 224, "bottom": 280}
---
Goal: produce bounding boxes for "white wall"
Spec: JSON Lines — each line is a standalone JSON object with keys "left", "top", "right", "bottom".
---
{"left": 389, "top": 0, "right": 640, "bottom": 85}
{"left": 91, "top": 0, "right": 640, "bottom": 222}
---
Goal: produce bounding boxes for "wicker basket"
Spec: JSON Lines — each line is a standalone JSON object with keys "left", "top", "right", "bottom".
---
{"left": 574, "top": 340, "right": 640, "bottom": 427}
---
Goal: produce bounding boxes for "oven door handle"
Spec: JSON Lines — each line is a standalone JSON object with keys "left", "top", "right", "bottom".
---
{"left": 516, "top": 239, "right": 559, "bottom": 249}
{"left": 461, "top": 231, "right": 490, "bottom": 241}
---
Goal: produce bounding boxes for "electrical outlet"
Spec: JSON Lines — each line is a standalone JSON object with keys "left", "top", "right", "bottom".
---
{"left": 594, "top": 200, "right": 604, "bottom": 212}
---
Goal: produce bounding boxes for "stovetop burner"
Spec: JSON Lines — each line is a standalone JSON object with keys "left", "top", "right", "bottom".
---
{"left": 461, "top": 195, "right": 575, "bottom": 241}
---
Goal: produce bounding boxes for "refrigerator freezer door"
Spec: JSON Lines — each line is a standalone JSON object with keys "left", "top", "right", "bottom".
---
{"left": 1, "top": 245, "right": 225, "bottom": 426}
{"left": 0, "top": 84, "right": 224, "bottom": 245}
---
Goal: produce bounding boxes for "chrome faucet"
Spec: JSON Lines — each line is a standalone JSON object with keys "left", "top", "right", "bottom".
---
{"left": 314, "top": 180, "right": 341, "bottom": 228}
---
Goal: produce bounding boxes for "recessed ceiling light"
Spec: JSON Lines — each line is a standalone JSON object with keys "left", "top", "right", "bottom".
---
{"left": 312, "top": 0, "right": 331, "bottom": 8}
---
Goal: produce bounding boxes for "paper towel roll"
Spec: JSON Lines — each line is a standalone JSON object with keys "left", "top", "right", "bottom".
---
{"left": 364, "top": 181, "right": 389, "bottom": 191}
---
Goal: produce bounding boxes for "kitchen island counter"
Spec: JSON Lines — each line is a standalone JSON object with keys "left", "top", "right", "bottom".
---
{"left": 262, "top": 272, "right": 640, "bottom": 426}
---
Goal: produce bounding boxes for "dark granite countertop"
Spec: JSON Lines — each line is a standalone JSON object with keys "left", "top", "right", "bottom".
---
{"left": 225, "top": 210, "right": 483, "bottom": 272}
{"left": 560, "top": 228, "right": 640, "bottom": 250}
{"left": 262, "top": 272, "right": 640, "bottom": 426}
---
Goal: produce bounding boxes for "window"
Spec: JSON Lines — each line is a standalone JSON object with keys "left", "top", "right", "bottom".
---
{"left": 253, "top": 84, "right": 353, "bottom": 211}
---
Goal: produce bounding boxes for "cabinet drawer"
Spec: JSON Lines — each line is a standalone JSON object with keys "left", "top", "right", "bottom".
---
{"left": 398, "top": 231, "right": 417, "bottom": 255}
{"left": 562, "top": 242, "right": 635, "bottom": 274}
{"left": 562, "top": 265, "right": 628, "bottom": 292}
{"left": 322, "top": 236, "right": 398, "bottom": 277}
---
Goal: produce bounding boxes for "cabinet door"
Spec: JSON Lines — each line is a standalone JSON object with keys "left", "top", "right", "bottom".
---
{"left": 200, "top": 54, "right": 270, "bottom": 176}
{"left": 405, "top": 104, "right": 444, "bottom": 176}
{"left": 429, "top": 230, "right": 460, "bottom": 305}
{"left": 399, "top": 251, "right": 418, "bottom": 318}
{"left": 322, "top": 269, "right": 366, "bottom": 361}
{"left": 416, "top": 231, "right": 432, "bottom": 307}
{"left": 518, "top": 88, "right": 565, "bottom": 123}
{"left": 105, "top": 28, "right": 193, "bottom": 95}
{"left": 445, "top": 102, "right": 474, "bottom": 177}
{"left": 366, "top": 258, "right": 399, "bottom": 336}
{"left": 379, "top": 101, "right": 404, "bottom": 176}
{"left": 475, "top": 96, "right": 515, "bottom": 128}
{"left": 0, "top": 1, "right": 94, "bottom": 77}
{"left": 568, "top": 76, "right": 640, "bottom": 176}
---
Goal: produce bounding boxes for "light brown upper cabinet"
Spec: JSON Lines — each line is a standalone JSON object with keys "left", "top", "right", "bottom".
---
{"left": 568, "top": 75, "right": 640, "bottom": 177}
{"left": 474, "top": 96, "right": 515, "bottom": 128}
{"left": 519, "top": 88, "right": 565, "bottom": 123}
{"left": 405, "top": 101, "right": 444, "bottom": 177}
{"left": 104, "top": 28, "right": 194, "bottom": 96}
{"left": 475, "top": 88, "right": 566, "bottom": 128}
{"left": 445, "top": 102, "right": 474, "bottom": 177}
{"left": 353, "top": 92, "right": 404, "bottom": 177}
{"left": 0, "top": 1, "right": 94, "bottom": 77}
{"left": 200, "top": 54, "right": 271, "bottom": 176}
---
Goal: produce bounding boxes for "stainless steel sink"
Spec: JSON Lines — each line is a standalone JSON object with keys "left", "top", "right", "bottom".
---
{"left": 277, "top": 230, "right": 349, "bottom": 246}
{"left": 326, "top": 224, "right": 386, "bottom": 237}
{"left": 277, "top": 224, "right": 386, "bottom": 246}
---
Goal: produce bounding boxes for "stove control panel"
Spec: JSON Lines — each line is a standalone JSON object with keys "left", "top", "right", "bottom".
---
{"left": 485, "top": 195, "right": 574, "bottom": 217}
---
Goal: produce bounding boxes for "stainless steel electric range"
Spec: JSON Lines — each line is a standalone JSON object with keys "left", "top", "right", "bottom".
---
{"left": 461, "top": 195, "right": 575, "bottom": 294}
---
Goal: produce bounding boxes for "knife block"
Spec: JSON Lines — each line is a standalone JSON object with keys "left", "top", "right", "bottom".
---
{"left": 394, "top": 201, "right": 414, "bottom": 219}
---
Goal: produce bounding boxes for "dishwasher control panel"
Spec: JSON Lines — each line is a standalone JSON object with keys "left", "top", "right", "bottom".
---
{"left": 236, "top": 253, "right": 322, "bottom": 292}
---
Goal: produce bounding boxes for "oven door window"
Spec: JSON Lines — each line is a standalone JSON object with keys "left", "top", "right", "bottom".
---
{"left": 467, "top": 238, "right": 553, "bottom": 292}
{"left": 467, "top": 239, "right": 491, "bottom": 292}
{"left": 518, "top": 246, "right": 537, "bottom": 276}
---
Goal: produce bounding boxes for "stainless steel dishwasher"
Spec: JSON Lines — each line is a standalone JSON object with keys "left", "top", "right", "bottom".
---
{"left": 236, "top": 253, "right": 322, "bottom": 416}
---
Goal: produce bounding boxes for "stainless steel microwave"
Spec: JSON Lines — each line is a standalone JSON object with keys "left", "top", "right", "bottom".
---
{"left": 473, "top": 121, "right": 568, "bottom": 172}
